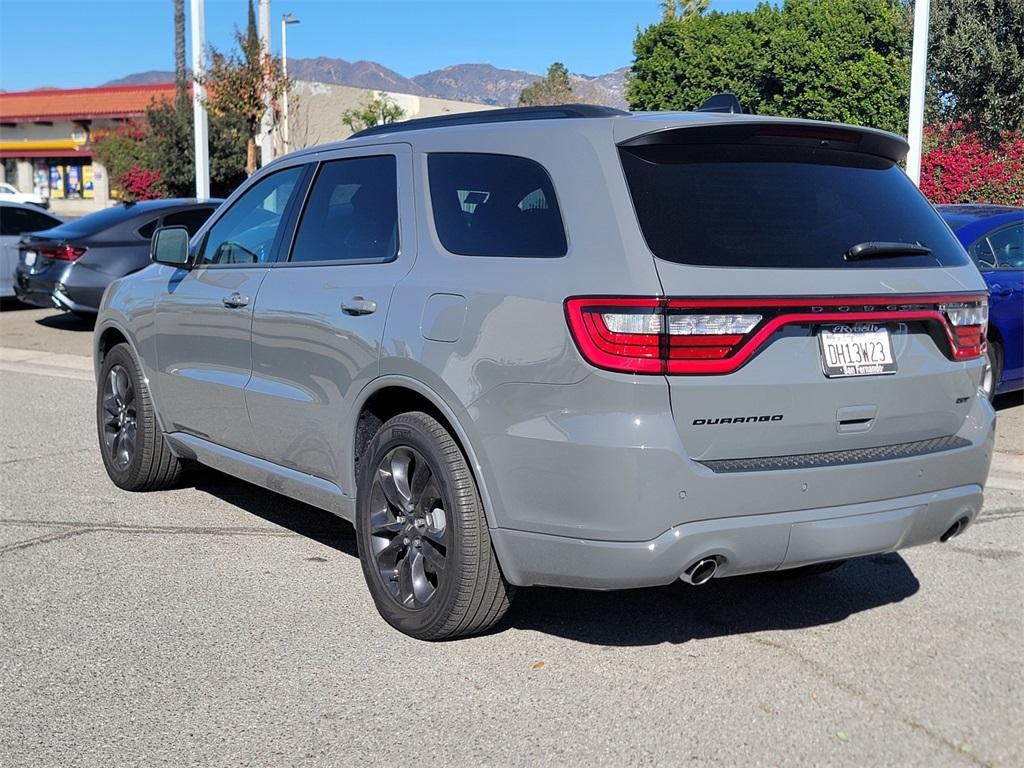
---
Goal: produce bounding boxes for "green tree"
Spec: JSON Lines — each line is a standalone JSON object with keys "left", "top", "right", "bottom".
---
{"left": 92, "top": 122, "right": 156, "bottom": 201}
{"left": 145, "top": 100, "right": 248, "bottom": 198}
{"left": 203, "top": 0, "right": 290, "bottom": 175}
{"left": 341, "top": 94, "right": 406, "bottom": 133}
{"left": 518, "top": 62, "right": 575, "bottom": 107}
{"left": 929, "top": 0, "right": 1024, "bottom": 143}
{"left": 627, "top": 0, "right": 912, "bottom": 135}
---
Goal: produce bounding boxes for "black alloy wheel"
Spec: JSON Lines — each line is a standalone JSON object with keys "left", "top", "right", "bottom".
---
{"left": 368, "top": 445, "right": 449, "bottom": 610}
{"left": 96, "top": 343, "right": 182, "bottom": 491}
{"left": 355, "top": 411, "right": 514, "bottom": 640}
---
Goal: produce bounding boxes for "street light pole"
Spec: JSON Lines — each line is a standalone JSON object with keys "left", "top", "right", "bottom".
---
{"left": 190, "top": 0, "right": 210, "bottom": 199}
{"left": 281, "top": 13, "right": 300, "bottom": 154}
{"left": 906, "top": 0, "right": 930, "bottom": 186}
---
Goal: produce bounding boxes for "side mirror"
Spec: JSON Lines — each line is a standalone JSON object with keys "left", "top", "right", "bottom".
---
{"left": 151, "top": 226, "right": 191, "bottom": 267}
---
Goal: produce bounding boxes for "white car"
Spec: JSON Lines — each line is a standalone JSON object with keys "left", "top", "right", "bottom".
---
{"left": 0, "top": 182, "right": 47, "bottom": 209}
{"left": 0, "top": 201, "right": 62, "bottom": 298}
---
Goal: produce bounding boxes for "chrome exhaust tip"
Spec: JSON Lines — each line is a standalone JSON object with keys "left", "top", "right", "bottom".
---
{"left": 940, "top": 517, "right": 969, "bottom": 543}
{"left": 681, "top": 557, "right": 719, "bottom": 586}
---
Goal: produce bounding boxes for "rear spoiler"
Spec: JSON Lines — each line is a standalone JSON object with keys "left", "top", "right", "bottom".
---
{"left": 619, "top": 120, "right": 909, "bottom": 164}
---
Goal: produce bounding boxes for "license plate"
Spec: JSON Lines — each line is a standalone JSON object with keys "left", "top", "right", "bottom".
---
{"left": 22, "top": 250, "right": 37, "bottom": 267}
{"left": 819, "top": 325, "right": 897, "bottom": 378}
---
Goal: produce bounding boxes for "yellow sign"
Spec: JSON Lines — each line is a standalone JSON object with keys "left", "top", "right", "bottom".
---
{"left": 82, "top": 164, "right": 94, "bottom": 199}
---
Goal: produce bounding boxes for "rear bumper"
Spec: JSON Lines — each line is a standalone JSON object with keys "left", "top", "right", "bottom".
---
{"left": 15, "top": 264, "right": 100, "bottom": 314}
{"left": 492, "top": 484, "right": 983, "bottom": 589}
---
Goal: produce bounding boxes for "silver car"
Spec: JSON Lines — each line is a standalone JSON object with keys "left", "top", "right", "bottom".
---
{"left": 94, "top": 103, "right": 994, "bottom": 639}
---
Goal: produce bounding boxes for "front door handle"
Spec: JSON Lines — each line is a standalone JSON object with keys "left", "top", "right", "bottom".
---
{"left": 341, "top": 296, "right": 377, "bottom": 315}
{"left": 222, "top": 292, "right": 249, "bottom": 308}
{"left": 990, "top": 284, "right": 1012, "bottom": 298}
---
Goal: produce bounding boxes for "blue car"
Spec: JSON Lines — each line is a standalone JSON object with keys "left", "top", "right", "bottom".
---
{"left": 938, "top": 204, "right": 1023, "bottom": 399}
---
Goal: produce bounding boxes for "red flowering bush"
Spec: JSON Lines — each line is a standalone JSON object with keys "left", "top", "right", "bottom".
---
{"left": 920, "top": 124, "right": 1024, "bottom": 205}
{"left": 119, "top": 165, "right": 165, "bottom": 201}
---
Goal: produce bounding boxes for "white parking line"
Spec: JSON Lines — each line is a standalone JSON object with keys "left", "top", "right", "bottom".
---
{"left": 0, "top": 346, "right": 93, "bottom": 382}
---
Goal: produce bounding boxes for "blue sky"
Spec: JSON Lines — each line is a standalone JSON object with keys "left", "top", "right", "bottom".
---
{"left": 0, "top": 0, "right": 761, "bottom": 92}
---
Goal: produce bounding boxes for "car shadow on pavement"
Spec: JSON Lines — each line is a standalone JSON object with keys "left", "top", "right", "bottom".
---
{"left": 0, "top": 298, "right": 37, "bottom": 312}
{"left": 35, "top": 312, "right": 95, "bottom": 332}
{"left": 994, "top": 390, "right": 1023, "bottom": 411}
{"left": 503, "top": 554, "right": 919, "bottom": 646}
{"left": 187, "top": 468, "right": 359, "bottom": 557}
{"left": 185, "top": 467, "right": 919, "bottom": 645}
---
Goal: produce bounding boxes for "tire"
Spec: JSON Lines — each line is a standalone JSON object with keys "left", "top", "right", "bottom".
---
{"left": 355, "top": 411, "right": 514, "bottom": 640}
{"left": 772, "top": 560, "right": 846, "bottom": 579}
{"left": 97, "top": 343, "right": 182, "bottom": 491}
{"left": 981, "top": 341, "right": 1002, "bottom": 402}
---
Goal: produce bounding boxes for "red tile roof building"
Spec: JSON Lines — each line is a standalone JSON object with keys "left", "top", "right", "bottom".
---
{"left": 0, "top": 83, "right": 177, "bottom": 123}
{"left": 0, "top": 83, "right": 177, "bottom": 213}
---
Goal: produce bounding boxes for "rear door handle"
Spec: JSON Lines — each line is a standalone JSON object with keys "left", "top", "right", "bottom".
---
{"left": 990, "top": 284, "right": 1012, "bottom": 297}
{"left": 341, "top": 297, "right": 377, "bottom": 315}
{"left": 222, "top": 292, "right": 249, "bottom": 308}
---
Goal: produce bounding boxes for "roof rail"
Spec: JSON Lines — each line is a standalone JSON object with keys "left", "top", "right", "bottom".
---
{"left": 348, "top": 103, "right": 630, "bottom": 139}
{"left": 697, "top": 93, "right": 744, "bottom": 114}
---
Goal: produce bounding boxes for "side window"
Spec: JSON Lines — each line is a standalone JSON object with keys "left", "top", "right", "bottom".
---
{"left": 427, "top": 153, "right": 567, "bottom": 258}
{"left": 289, "top": 156, "right": 398, "bottom": 263}
{"left": 0, "top": 207, "right": 57, "bottom": 236}
{"left": 986, "top": 224, "right": 1023, "bottom": 270}
{"left": 200, "top": 166, "right": 303, "bottom": 266}
{"left": 137, "top": 218, "right": 160, "bottom": 239}
{"left": 164, "top": 207, "right": 217, "bottom": 237}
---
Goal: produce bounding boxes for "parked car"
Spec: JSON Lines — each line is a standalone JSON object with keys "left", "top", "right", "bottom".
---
{"left": 15, "top": 198, "right": 221, "bottom": 316}
{"left": 0, "top": 201, "right": 63, "bottom": 299}
{"left": 0, "top": 181, "right": 48, "bottom": 209}
{"left": 937, "top": 204, "right": 1023, "bottom": 399}
{"left": 94, "top": 103, "right": 994, "bottom": 640}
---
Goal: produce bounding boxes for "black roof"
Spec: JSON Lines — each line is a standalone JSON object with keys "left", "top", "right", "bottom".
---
{"left": 349, "top": 104, "right": 629, "bottom": 140}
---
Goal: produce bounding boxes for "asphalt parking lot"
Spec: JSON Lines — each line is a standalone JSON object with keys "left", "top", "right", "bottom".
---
{"left": 1, "top": 303, "right": 1022, "bottom": 767}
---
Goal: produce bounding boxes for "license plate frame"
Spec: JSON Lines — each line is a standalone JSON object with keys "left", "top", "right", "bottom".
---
{"left": 819, "top": 324, "right": 897, "bottom": 378}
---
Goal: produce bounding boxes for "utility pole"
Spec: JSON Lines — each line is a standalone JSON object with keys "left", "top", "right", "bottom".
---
{"left": 257, "top": 0, "right": 274, "bottom": 165}
{"left": 281, "top": 13, "right": 300, "bottom": 153}
{"left": 906, "top": 0, "right": 930, "bottom": 186}
{"left": 190, "top": 0, "right": 210, "bottom": 199}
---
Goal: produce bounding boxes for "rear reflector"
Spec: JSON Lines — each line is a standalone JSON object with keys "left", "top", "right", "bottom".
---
{"left": 565, "top": 295, "right": 988, "bottom": 375}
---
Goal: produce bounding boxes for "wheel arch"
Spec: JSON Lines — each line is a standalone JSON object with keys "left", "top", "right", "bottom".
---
{"left": 349, "top": 375, "right": 500, "bottom": 530}
{"left": 94, "top": 319, "right": 171, "bottom": 436}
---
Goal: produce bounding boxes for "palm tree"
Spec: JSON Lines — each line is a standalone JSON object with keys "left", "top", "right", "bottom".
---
{"left": 174, "top": 0, "right": 187, "bottom": 109}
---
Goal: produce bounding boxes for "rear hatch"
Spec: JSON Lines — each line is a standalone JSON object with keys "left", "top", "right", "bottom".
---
{"left": 611, "top": 121, "right": 987, "bottom": 463}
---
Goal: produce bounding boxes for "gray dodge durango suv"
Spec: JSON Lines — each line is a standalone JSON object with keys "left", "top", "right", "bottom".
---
{"left": 94, "top": 103, "right": 994, "bottom": 639}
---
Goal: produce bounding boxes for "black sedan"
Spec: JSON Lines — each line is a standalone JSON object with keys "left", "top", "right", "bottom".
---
{"left": 15, "top": 198, "right": 221, "bottom": 315}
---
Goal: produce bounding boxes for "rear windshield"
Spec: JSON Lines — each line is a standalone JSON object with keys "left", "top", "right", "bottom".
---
{"left": 44, "top": 204, "right": 141, "bottom": 238}
{"left": 619, "top": 144, "right": 969, "bottom": 269}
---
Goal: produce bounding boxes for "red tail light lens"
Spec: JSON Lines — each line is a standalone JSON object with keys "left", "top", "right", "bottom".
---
{"left": 566, "top": 295, "right": 988, "bottom": 375}
{"left": 38, "top": 244, "right": 86, "bottom": 261}
{"left": 565, "top": 298, "right": 663, "bottom": 373}
{"left": 940, "top": 300, "right": 988, "bottom": 360}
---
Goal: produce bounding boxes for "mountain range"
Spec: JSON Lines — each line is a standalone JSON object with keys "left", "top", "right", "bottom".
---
{"left": 102, "top": 58, "right": 629, "bottom": 108}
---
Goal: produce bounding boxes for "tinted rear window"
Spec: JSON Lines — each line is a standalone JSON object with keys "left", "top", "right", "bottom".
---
{"left": 619, "top": 145, "right": 968, "bottom": 269}
{"left": 428, "top": 153, "right": 567, "bottom": 257}
{"left": 163, "top": 207, "right": 217, "bottom": 236}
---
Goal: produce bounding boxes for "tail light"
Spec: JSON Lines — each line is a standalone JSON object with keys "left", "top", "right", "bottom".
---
{"left": 940, "top": 300, "right": 988, "bottom": 360}
{"left": 37, "top": 244, "right": 86, "bottom": 261}
{"left": 566, "top": 294, "right": 988, "bottom": 375}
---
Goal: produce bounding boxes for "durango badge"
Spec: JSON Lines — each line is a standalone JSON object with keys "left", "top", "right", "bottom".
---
{"left": 692, "top": 415, "right": 784, "bottom": 425}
